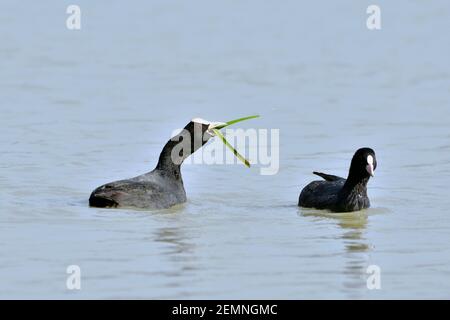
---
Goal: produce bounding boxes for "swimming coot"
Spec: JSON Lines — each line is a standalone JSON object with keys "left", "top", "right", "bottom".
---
{"left": 298, "top": 148, "right": 377, "bottom": 212}
{"left": 89, "top": 118, "right": 224, "bottom": 209}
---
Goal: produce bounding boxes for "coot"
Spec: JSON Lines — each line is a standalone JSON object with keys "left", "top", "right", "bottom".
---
{"left": 298, "top": 148, "right": 377, "bottom": 212}
{"left": 89, "top": 118, "right": 224, "bottom": 209}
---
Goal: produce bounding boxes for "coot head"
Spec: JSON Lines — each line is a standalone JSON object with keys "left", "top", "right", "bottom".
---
{"left": 348, "top": 148, "right": 377, "bottom": 180}
{"left": 184, "top": 118, "right": 227, "bottom": 149}
{"left": 160, "top": 118, "right": 226, "bottom": 168}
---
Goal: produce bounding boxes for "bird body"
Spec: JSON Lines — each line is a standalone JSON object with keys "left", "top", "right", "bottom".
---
{"left": 89, "top": 118, "right": 220, "bottom": 209}
{"left": 89, "top": 169, "right": 186, "bottom": 209}
{"left": 298, "top": 148, "right": 377, "bottom": 212}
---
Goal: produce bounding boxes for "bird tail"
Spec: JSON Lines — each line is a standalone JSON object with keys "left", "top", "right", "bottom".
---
{"left": 313, "top": 171, "right": 344, "bottom": 182}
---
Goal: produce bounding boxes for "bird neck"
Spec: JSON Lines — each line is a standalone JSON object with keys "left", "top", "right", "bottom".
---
{"left": 155, "top": 139, "right": 183, "bottom": 178}
{"left": 155, "top": 121, "right": 208, "bottom": 178}
{"left": 342, "top": 175, "right": 369, "bottom": 195}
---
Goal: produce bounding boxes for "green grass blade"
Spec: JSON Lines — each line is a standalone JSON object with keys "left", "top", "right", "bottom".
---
{"left": 211, "top": 128, "right": 250, "bottom": 168}
{"left": 214, "top": 115, "right": 260, "bottom": 129}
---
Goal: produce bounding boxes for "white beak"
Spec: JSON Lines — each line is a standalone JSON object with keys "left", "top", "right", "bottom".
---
{"left": 191, "top": 118, "right": 226, "bottom": 137}
{"left": 208, "top": 122, "right": 227, "bottom": 130}
{"left": 206, "top": 122, "right": 227, "bottom": 137}
{"left": 366, "top": 163, "right": 374, "bottom": 177}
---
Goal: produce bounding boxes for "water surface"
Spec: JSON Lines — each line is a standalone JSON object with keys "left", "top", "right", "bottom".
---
{"left": 1, "top": 1, "right": 450, "bottom": 299}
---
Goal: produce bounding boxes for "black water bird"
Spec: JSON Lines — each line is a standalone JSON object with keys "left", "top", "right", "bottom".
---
{"left": 298, "top": 148, "right": 377, "bottom": 212}
{"left": 89, "top": 118, "right": 224, "bottom": 209}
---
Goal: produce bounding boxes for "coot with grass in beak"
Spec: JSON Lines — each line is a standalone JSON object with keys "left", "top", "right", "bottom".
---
{"left": 298, "top": 148, "right": 377, "bottom": 212}
{"left": 89, "top": 118, "right": 225, "bottom": 209}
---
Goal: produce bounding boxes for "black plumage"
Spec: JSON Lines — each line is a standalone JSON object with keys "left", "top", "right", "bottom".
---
{"left": 298, "top": 148, "right": 377, "bottom": 212}
{"left": 89, "top": 119, "right": 218, "bottom": 210}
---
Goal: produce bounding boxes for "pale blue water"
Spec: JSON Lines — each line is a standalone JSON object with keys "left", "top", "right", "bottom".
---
{"left": 1, "top": 1, "right": 450, "bottom": 299}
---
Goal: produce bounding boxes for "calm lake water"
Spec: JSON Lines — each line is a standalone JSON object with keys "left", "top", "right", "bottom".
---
{"left": 1, "top": 1, "right": 450, "bottom": 299}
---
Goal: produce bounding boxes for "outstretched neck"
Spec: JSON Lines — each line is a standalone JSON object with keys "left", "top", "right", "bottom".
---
{"left": 155, "top": 139, "right": 183, "bottom": 177}
{"left": 155, "top": 121, "right": 210, "bottom": 177}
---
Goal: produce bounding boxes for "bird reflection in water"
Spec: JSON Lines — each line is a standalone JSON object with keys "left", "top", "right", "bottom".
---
{"left": 301, "top": 209, "right": 372, "bottom": 298}
{"left": 152, "top": 225, "right": 199, "bottom": 294}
